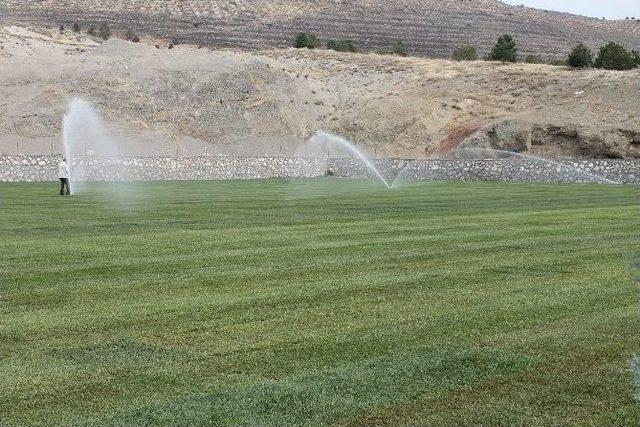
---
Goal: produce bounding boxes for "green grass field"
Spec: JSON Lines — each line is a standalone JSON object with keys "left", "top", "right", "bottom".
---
{"left": 2, "top": 179, "right": 639, "bottom": 426}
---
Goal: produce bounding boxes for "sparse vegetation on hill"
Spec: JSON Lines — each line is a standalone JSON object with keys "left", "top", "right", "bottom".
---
{"left": 489, "top": 34, "right": 517, "bottom": 63}
{"left": 567, "top": 44, "right": 593, "bottom": 68}
{"left": 3, "top": 0, "right": 640, "bottom": 59}
{"left": 97, "top": 22, "right": 111, "bottom": 40}
{"left": 594, "top": 41, "right": 638, "bottom": 70}
{"left": 523, "top": 54, "right": 543, "bottom": 64}
{"left": 294, "top": 32, "right": 319, "bottom": 49}
{"left": 327, "top": 39, "right": 356, "bottom": 53}
{"left": 452, "top": 44, "right": 478, "bottom": 61}
{"left": 391, "top": 40, "right": 408, "bottom": 57}
{"left": 125, "top": 29, "right": 140, "bottom": 43}
{"left": 547, "top": 58, "right": 568, "bottom": 66}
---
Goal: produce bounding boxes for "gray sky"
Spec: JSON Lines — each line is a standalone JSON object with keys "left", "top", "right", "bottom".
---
{"left": 501, "top": 0, "right": 640, "bottom": 19}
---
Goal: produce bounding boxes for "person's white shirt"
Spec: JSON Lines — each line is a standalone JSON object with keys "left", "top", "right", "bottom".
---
{"left": 58, "top": 160, "right": 70, "bottom": 179}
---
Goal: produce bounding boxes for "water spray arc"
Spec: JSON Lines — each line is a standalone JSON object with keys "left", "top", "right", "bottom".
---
{"left": 298, "top": 132, "right": 620, "bottom": 189}
{"left": 308, "top": 131, "right": 391, "bottom": 188}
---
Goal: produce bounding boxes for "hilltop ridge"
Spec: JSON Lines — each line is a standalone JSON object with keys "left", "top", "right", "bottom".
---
{"left": 2, "top": 0, "right": 639, "bottom": 58}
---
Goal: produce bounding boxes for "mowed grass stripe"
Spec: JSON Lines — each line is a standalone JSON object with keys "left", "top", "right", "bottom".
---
{"left": 5, "top": 204, "right": 634, "bottom": 281}
{"left": 1, "top": 180, "right": 638, "bottom": 426}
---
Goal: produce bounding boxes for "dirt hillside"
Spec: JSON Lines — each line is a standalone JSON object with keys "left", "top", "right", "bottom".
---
{"left": 1, "top": 26, "right": 639, "bottom": 159}
{"left": 2, "top": 0, "right": 639, "bottom": 59}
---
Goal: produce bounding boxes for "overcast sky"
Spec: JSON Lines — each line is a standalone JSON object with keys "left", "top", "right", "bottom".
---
{"left": 501, "top": 0, "right": 640, "bottom": 19}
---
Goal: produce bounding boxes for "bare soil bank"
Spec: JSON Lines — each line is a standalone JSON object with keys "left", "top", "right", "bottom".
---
{"left": 1, "top": 26, "right": 639, "bottom": 159}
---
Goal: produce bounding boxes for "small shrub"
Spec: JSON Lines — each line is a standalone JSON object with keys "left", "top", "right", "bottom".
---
{"left": 452, "top": 44, "right": 477, "bottom": 61}
{"left": 594, "top": 42, "right": 637, "bottom": 70}
{"left": 392, "top": 40, "right": 408, "bottom": 57}
{"left": 632, "top": 50, "right": 640, "bottom": 67}
{"left": 305, "top": 34, "right": 319, "bottom": 49}
{"left": 567, "top": 44, "right": 593, "bottom": 68}
{"left": 294, "top": 33, "right": 305, "bottom": 48}
{"left": 97, "top": 22, "right": 111, "bottom": 40}
{"left": 168, "top": 43, "right": 174, "bottom": 49}
{"left": 59, "top": 25, "right": 65, "bottom": 33}
{"left": 524, "top": 54, "right": 543, "bottom": 64}
{"left": 326, "top": 40, "right": 356, "bottom": 53}
{"left": 294, "top": 32, "right": 319, "bottom": 49}
{"left": 125, "top": 29, "right": 140, "bottom": 42}
{"left": 87, "top": 26, "right": 96, "bottom": 36}
{"left": 547, "top": 58, "right": 567, "bottom": 67}
{"left": 72, "top": 23, "right": 81, "bottom": 33}
{"left": 489, "top": 34, "right": 517, "bottom": 63}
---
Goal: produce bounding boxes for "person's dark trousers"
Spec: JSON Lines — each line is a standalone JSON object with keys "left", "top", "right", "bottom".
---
{"left": 59, "top": 178, "right": 70, "bottom": 195}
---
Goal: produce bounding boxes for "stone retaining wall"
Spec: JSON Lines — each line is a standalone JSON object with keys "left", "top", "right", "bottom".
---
{"left": 1, "top": 155, "right": 639, "bottom": 184}
{"left": 328, "top": 158, "right": 640, "bottom": 184}
{"left": 0, "top": 155, "right": 326, "bottom": 182}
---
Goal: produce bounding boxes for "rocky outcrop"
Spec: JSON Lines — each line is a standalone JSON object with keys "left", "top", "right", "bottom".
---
{"left": 465, "top": 119, "right": 640, "bottom": 159}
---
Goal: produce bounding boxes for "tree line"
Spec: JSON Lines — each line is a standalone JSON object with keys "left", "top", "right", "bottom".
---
{"left": 295, "top": 32, "right": 408, "bottom": 56}
{"left": 294, "top": 32, "right": 640, "bottom": 71}
{"left": 62, "top": 22, "right": 141, "bottom": 43}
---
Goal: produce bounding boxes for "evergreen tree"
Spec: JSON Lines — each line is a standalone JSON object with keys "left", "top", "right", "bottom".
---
{"left": 489, "top": 34, "right": 517, "bottom": 62}
{"left": 594, "top": 42, "right": 637, "bottom": 70}
{"left": 567, "top": 44, "right": 593, "bottom": 68}
{"left": 294, "top": 33, "right": 319, "bottom": 49}
{"left": 632, "top": 50, "right": 640, "bottom": 67}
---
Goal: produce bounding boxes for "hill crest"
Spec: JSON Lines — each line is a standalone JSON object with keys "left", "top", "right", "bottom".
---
{"left": 2, "top": 0, "right": 639, "bottom": 58}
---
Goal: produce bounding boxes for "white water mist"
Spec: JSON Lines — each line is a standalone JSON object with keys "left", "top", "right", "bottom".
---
{"left": 301, "top": 131, "right": 390, "bottom": 188}
{"left": 62, "top": 98, "right": 122, "bottom": 194}
{"left": 390, "top": 147, "right": 619, "bottom": 187}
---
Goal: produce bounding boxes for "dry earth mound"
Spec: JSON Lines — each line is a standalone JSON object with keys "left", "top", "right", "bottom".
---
{"left": 1, "top": 26, "right": 639, "bottom": 159}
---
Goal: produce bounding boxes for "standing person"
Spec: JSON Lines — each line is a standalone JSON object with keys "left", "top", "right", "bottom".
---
{"left": 58, "top": 157, "right": 71, "bottom": 196}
